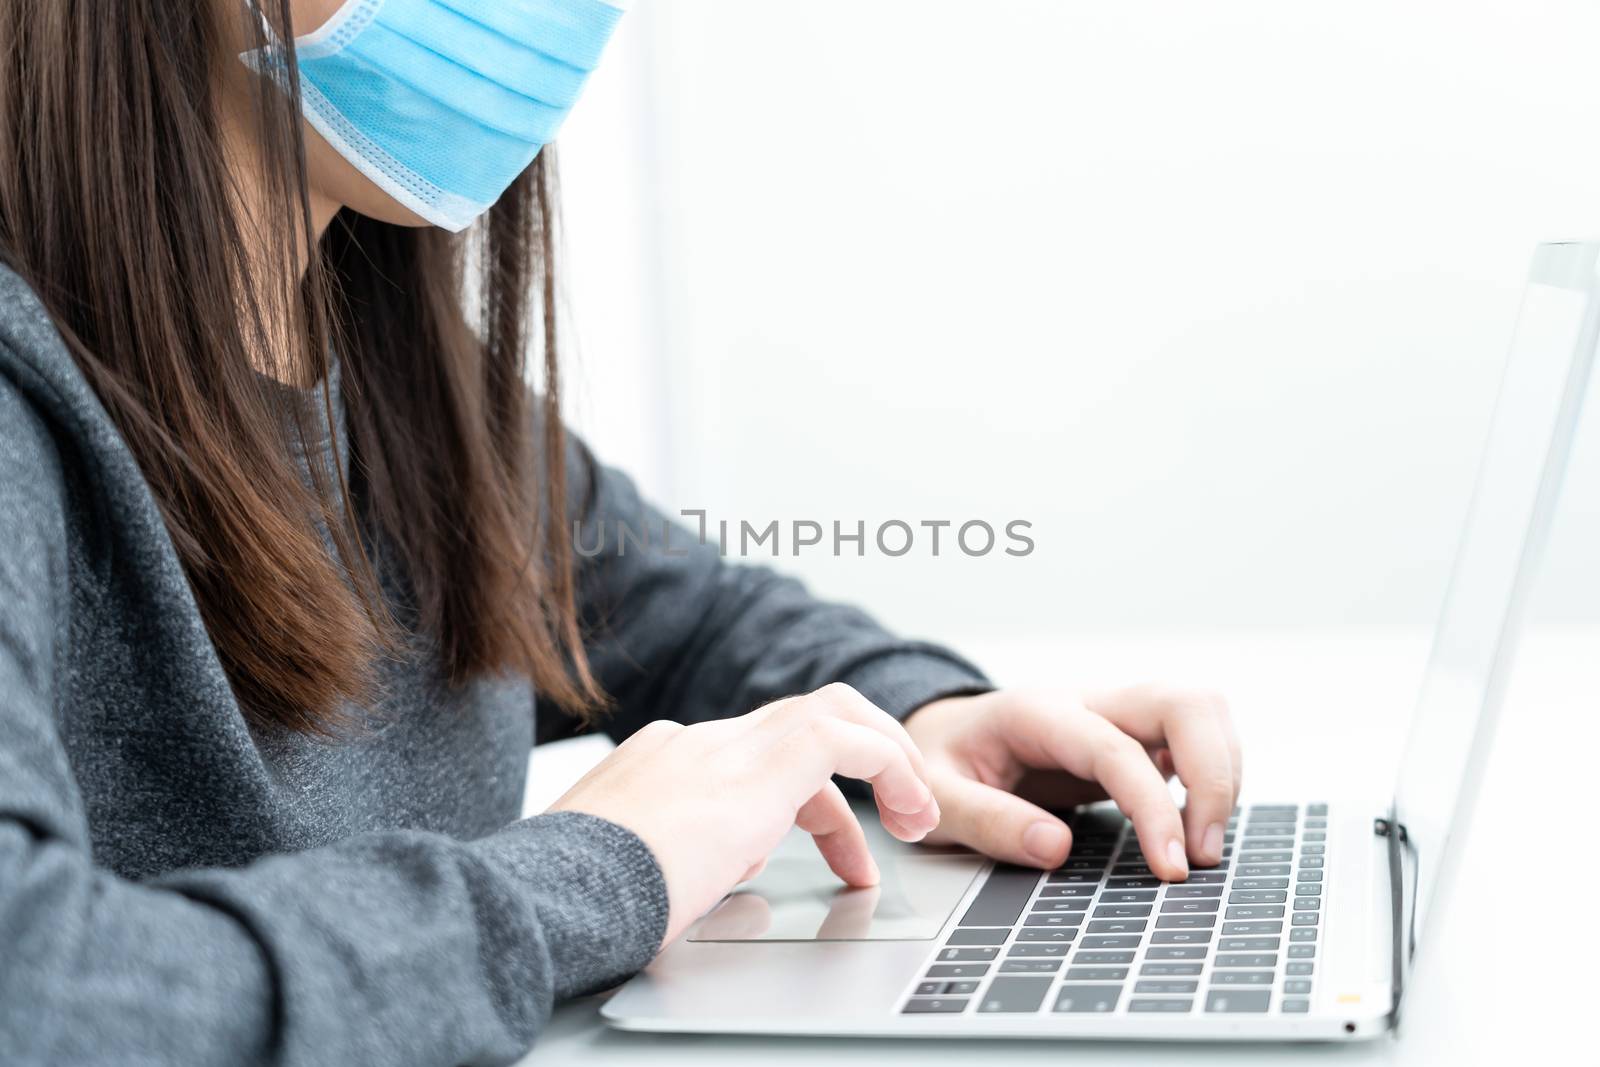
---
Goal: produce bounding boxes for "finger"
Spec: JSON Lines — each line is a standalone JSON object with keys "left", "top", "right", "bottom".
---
{"left": 761, "top": 683, "right": 933, "bottom": 796}
{"left": 796, "top": 780, "right": 879, "bottom": 886}
{"left": 1163, "top": 710, "right": 1237, "bottom": 867}
{"left": 769, "top": 715, "right": 938, "bottom": 834}
{"left": 1029, "top": 708, "right": 1190, "bottom": 881}
{"left": 1087, "top": 688, "right": 1239, "bottom": 866}
{"left": 924, "top": 768, "right": 1075, "bottom": 868}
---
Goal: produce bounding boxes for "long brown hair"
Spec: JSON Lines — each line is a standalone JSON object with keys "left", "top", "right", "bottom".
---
{"left": 0, "top": 0, "right": 603, "bottom": 733}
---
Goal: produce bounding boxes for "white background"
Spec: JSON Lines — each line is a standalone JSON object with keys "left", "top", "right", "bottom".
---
{"left": 553, "top": 0, "right": 1600, "bottom": 658}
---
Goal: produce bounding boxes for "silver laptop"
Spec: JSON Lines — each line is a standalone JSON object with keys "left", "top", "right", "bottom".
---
{"left": 603, "top": 241, "right": 1600, "bottom": 1041}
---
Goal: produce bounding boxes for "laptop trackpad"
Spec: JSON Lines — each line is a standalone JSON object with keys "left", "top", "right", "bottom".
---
{"left": 687, "top": 849, "right": 986, "bottom": 942}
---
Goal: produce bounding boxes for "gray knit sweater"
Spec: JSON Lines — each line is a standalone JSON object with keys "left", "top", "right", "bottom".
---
{"left": 0, "top": 263, "right": 989, "bottom": 1066}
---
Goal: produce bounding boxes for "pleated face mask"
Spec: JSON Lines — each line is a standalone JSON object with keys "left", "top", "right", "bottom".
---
{"left": 243, "top": 0, "right": 625, "bottom": 231}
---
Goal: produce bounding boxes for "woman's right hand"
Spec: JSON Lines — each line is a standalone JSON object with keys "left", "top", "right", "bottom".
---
{"left": 547, "top": 683, "right": 941, "bottom": 948}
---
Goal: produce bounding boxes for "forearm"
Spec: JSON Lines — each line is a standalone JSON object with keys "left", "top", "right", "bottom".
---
{"left": 0, "top": 812, "right": 667, "bottom": 1066}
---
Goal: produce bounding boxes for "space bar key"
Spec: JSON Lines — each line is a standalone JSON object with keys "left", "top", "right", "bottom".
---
{"left": 959, "top": 865, "right": 1040, "bottom": 927}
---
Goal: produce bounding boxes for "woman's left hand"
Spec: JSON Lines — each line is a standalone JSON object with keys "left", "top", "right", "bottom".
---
{"left": 900, "top": 686, "right": 1241, "bottom": 882}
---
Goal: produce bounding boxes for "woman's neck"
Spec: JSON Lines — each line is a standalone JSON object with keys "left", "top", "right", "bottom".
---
{"left": 219, "top": 112, "right": 342, "bottom": 387}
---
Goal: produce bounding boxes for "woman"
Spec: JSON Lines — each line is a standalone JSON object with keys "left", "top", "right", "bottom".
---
{"left": 0, "top": 1, "right": 1241, "bottom": 1064}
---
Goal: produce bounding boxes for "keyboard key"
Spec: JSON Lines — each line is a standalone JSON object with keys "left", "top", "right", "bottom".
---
{"left": 1038, "top": 886, "right": 1094, "bottom": 901}
{"left": 1286, "top": 962, "right": 1314, "bottom": 976}
{"left": 1141, "top": 962, "right": 1203, "bottom": 976}
{"left": 1282, "top": 998, "right": 1311, "bottom": 1013}
{"left": 1290, "top": 928, "right": 1318, "bottom": 942}
{"left": 1166, "top": 885, "right": 1223, "bottom": 899}
{"left": 1135, "top": 980, "right": 1198, "bottom": 995}
{"left": 978, "top": 976, "right": 1052, "bottom": 1013}
{"left": 1026, "top": 914, "right": 1081, "bottom": 928}
{"left": 1297, "top": 869, "right": 1324, "bottom": 882}
{"left": 1059, "top": 856, "right": 1108, "bottom": 871}
{"left": 1239, "top": 839, "right": 1295, "bottom": 851}
{"left": 1053, "top": 985, "right": 1123, "bottom": 1013}
{"left": 1306, "top": 803, "right": 1328, "bottom": 816}
{"left": 1225, "top": 905, "right": 1284, "bottom": 920}
{"left": 1155, "top": 914, "right": 1216, "bottom": 929}
{"left": 1094, "top": 904, "right": 1152, "bottom": 919}
{"left": 1087, "top": 919, "right": 1148, "bottom": 935}
{"left": 1032, "top": 901, "right": 1089, "bottom": 915}
{"left": 947, "top": 980, "right": 980, "bottom": 994}
{"left": 1161, "top": 899, "right": 1220, "bottom": 914}
{"left": 935, "top": 947, "right": 998, "bottom": 962}
{"left": 914, "top": 981, "right": 943, "bottom": 995}
{"left": 1106, "top": 876, "right": 1160, "bottom": 889}
{"left": 1102, "top": 890, "right": 1157, "bottom": 904}
{"left": 1223, "top": 921, "right": 1282, "bottom": 935}
{"left": 1305, "top": 819, "right": 1327, "bottom": 829}
{"left": 1146, "top": 945, "right": 1208, "bottom": 960}
{"left": 960, "top": 866, "right": 1038, "bottom": 927}
{"left": 1007, "top": 943, "right": 1069, "bottom": 958}
{"left": 1242, "top": 852, "right": 1292, "bottom": 863}
{"left": 1186, "top": 871, "right": 1228, "bottom": 884}
{"left": 1018, "top": 927, "right": 1076, "bottom": 942}
{"left": 1294, "top": 898, "right": 1321, "bottom": 911}
{"left": 1287, "top": 944, "right": 1316, "bottom": 958}
{"left": 1219, "top": 937, "right": 1280, "bottom": 951}
{"left": 1151, "top": 930, "right": 1212, "bottom": 944}
{"left": 1054, "top": 870, "right": 1106, "bottom": 883}
{"left": 1235, "top": 878, "right": 1289, "bottom": 891}
{"left": 1206, "top": 989, "right": 1270, "bottom": 1013}
{"left": 1229, "top": 891, "right": 1287, "bottom": 904}
{"left": 1081, "top": 935, "right": 1141, "bottom": 949}
{"left": 1129, "top": 998, "right": 1194, "bottom": 1013}
{"left": 1211, "top": 970, "right": 1274, "bottom": 986}
{"left": 946, "top": 928, "right": 1009, "bottom": 946}
{"left": 1294, "top": 882, "right": 1322, "bottom": 896}
{"left": 1284, "top": 980, "right": 1313, "bottom": 995}
{"left": 903, "top": 997, "right": 968, "bottom": 1014}
{"left": 1000, "top": 959, "right": 1061, "bottom": 974}
{"left": 927, "top": 964, "right": 988, "bottom": 979}
{"left": 1075, "top": 950, "right": 1135, "bottom": 965}
{"left": 1301, "top": 844, "right": 1325, "bottom": 856}
{"left": 1064, "top": 967, "right": 1129, "bottom": 981}
{"left": 1302, "top": 831, "right": 1326, "bottom": 842}
{"left": 1215, "top": 954, "right": 1277, "bottom": 968}
{"left": 1298, "top": 857, "right": 1324, "bottom": 869}
{"left": 1238, "top": 864, "right": 1291, "bottom": 878}
{"left": 1292, "top": 913, "right": 1320, "bottom": 926}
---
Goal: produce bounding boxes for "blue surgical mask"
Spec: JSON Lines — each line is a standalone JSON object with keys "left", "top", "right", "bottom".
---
{"left": 243, "top": 0, "right": 625, "bottom": 232}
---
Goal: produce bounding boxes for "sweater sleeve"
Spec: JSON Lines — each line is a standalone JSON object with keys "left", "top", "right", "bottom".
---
{"left": 0, "top": 380, "right": 669, "bottom": 1067}
{"left": 551, "top": 431, "right": 993, "bottom": 745}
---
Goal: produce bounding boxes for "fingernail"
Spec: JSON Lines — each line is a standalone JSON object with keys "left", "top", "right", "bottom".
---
{"left": 1202, "top": 822, "right": 1224, "bottom": 861}
{"left": 1023, "top": 821, "right": 1070, "bottom": 865}
{"left": 1166, "top": 838, "right": 1189, "bottom": 877}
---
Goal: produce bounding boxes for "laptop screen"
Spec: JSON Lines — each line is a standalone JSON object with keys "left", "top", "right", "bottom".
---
{"left": 1394, "top": 242, "right": 1599, "bottom": 955}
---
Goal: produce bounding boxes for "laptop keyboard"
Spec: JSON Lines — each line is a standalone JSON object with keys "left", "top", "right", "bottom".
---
{"left": 900, "top": 803, "right": 1327, "bottom": 1017}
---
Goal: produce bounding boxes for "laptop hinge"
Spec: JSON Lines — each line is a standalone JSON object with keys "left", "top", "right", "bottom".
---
{"left": 1373, "top": 809, "right": 1411, "bottom": 1030}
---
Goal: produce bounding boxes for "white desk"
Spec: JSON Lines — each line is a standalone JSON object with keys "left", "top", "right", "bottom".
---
{"left": 517, "top": 626, "right": 1599, "bottom": 1065}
